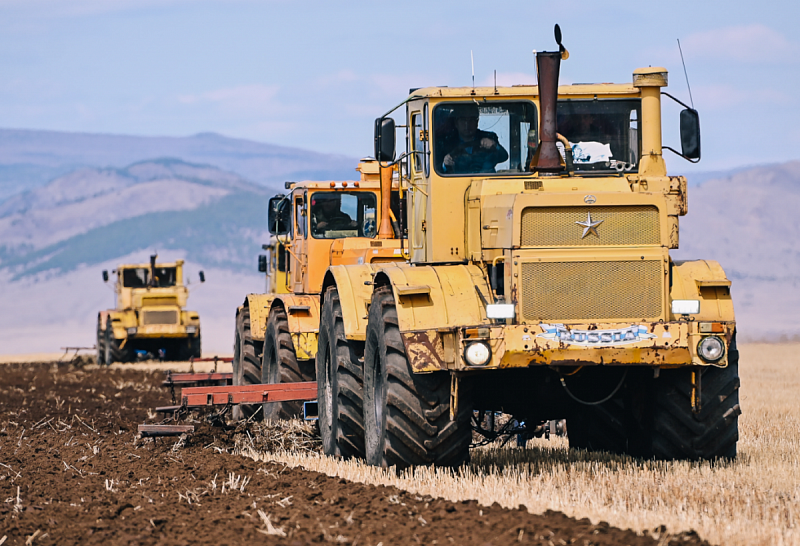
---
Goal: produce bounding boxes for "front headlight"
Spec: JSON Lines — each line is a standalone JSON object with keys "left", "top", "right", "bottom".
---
{"left": 672, "top": 300, "right": 700, "bottom": 315}
{"left": 697, "top": 336, "right": 725, "bottom": 362}
{"left": 186, "top": 326, "right": 197, "bottom": 334}
{"left": 464, "top": 341, "right": 491, "bottom": 366}
{"left": 126, "top": 327, "right": 137, "bottom": 335}
{"left": 486, "top": 303, "right": 515, "bottom": 319}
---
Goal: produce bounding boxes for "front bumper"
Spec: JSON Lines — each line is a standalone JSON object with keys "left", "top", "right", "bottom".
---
{"left": 113, "top": 324, "right": 199, "bottom": 340}
{"left": 402, "top": 320, "right": 735, "bottom": 372}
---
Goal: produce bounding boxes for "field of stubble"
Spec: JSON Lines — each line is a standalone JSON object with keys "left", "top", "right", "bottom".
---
{"left": 242, "top": 343, "right": 800, "bottom": 546}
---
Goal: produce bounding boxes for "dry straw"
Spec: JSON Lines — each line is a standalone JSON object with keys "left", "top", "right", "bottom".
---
{"left": 238, "top": 344, "right": 800, "bottom": 546}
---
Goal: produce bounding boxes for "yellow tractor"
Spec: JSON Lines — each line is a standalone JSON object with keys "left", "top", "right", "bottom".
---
{"left": 232, "top": 160, "right": 405, "bottom": 432}
{"left": 97, "top": 255, "right": 203, "bottom": 364}
{"left": 319, "top": 26, "right": 740, "bottom": 465}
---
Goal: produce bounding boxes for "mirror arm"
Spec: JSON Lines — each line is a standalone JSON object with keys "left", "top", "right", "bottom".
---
{"left": 661, "top": 91, "right": 692, "bottom": 110}
{"left": 663, "top": 145, "right": 701, "bottom": 164}
{"left": 384, "top": 150, "right": 419, "bottom": 168}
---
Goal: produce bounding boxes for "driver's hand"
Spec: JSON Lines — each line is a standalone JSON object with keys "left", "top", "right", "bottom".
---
{"left": 443, "top": 154, "right": 455, "bottom": 167}
{"left": 480, "top": 137, "right": 495, "bottom": 149}
{"left": 317, "top": 221, "right": 328, "bottom": 229}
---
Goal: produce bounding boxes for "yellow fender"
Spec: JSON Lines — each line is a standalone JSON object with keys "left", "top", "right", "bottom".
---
{"left": 245, "top": 293, "right": 320, "bottom": 360}
{"left": 670, "top": 260, "right": 735, "bottom": 323}
{"left": 324, "top": 264, "right": 384, "bottom": 341}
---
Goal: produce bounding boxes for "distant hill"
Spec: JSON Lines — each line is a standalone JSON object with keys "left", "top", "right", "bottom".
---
{"left": 0, "top": 128, "right": 359, "bottom": 202}
{"left": 0, "top": 158, "right": 271, "bottom": 278}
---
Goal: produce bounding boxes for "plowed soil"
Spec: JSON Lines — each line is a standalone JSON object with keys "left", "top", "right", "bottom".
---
{"left": 0, "top": 362, "right": 710, "bottom": 545}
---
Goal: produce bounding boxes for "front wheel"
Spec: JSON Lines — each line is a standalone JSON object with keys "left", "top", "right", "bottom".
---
{"left": 262, "top": 306, "right": 315, "bottom": 421}
{"left": 650, "top": 337, "right": 741, "bottom": 460}
{"left": 235, "top": 305, "right": 263, "bottom": 419}
{"left": 105, "top": 322, "right": 132, "bottom": 364}
{"left": 317, "top": 287, "right": 364, "bottom": 458}
{"left": 363, "top": 286, "right": 473, "bottom": 468}
{"left": 96, "top": 315, "right": 107, "bottom": 366}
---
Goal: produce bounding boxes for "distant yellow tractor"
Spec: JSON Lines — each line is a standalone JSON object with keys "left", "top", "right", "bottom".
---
{"left": 232, "top": 160, "right": 405, "bottom": 431}
{"left": 97, "top": 255, "right": 203, "bottom": 364}
{"left": 316, "top": 26, "right": 740, "bottom": 465}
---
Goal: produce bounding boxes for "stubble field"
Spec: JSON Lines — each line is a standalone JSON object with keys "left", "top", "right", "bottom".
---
{"left": 0, "top": 343, "right": 797, "bottom": 545}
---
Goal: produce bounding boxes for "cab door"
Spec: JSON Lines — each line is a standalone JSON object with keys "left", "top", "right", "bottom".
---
{"left": 409, "top": 105, "right": 429, "bottom": 262}
{"left": 292, "top": 192, "right": 308, "bottom": 293}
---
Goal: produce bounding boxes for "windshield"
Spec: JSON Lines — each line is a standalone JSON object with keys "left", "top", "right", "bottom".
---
{"left": 433, "top": 101, "right": 538, "bottom": 176}
{"left": 121, "top": 267, "right": 177, "bottom": 288}
{"left": 309, "top": 191, "right": 377, "bottom": 239}
{"left": 557, "top": 99, "right": 641, "bottom": 173}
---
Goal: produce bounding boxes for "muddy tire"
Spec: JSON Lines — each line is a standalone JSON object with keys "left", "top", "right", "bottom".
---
{"left": 363, "top": 286, "right": 473, "bottom": 468}
{"left": 650, "top": 338, "right": 741, "bottom": 460}
{"left": 105, "top": 322, "right": 131, "bottom": 364}
{"left": 317, "top": 287, "right": 364, "bottom": 458}
{"left": 180, "top": 335, "right": 201, "bottom": 360}
{"left": 235, "top": 305, "right": 263, "bottom": 419}
{"left": 262, "top": 306, "right": 315, "bottom": 421}
{"left": 96, "top": 315, "right": 107, "bottom": 366}
{"left": 232, "top": 309, "right": 245, "bottom": 421}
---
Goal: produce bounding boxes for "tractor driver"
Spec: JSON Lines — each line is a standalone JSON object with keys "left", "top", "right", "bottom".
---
{"left": 441, "top": 104, "right": 508, "bottom": 174}
{"left": 310, "top": 193, "right": 357, "bottom": 236}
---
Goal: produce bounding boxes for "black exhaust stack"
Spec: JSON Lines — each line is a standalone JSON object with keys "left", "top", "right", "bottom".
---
{"left": 535, "top": 25, "right": 568, "bottom": 174}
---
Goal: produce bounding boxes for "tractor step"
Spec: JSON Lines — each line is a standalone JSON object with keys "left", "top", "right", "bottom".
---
{"left": 180, "top": 381, "right": 317, "bottom": 407}
{"left": 138, "top": 424, "right": 195, "bottom": 437}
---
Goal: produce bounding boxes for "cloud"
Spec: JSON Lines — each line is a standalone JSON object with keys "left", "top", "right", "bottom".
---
{"left": 680, "top": 24, "right": 799, "bottom": 63}
{"left": 178, "top": 84, "right": 283, "bottom": 115}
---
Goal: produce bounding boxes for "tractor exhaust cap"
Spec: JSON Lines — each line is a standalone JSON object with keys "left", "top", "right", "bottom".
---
{"left": 535, "top": 24, "right": 569, "bottom": 174}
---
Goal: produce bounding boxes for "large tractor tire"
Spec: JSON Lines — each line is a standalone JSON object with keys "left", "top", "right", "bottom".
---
{"left": 650, "top": 338, "right": 741, "bottom": 460}
{"left": 262, "top": 306, "right": 315, "bottom": 421}
{"left": 317, "top": 287, "right": 364, "bottom": 458}
{"left": 363, "top": 286, "right": 473, "bottom": 468}
{"left": 104, "top": 322, "right": 132, "bottom": 364}
{"left": 96, "top": 315, "right": 107, "bottom": 366}
{"left": 566, "top": 395, "right": 629, "bottom": 455}
{"left": 233, "top": 305, "right": 263, "bottom": 419}
{"left": 179, "top": 335, "right": 202, "bottom": 361}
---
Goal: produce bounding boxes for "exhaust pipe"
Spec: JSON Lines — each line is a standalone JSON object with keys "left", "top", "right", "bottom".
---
{"left": 534, "top": 25, "right": 569, "bottom": 175}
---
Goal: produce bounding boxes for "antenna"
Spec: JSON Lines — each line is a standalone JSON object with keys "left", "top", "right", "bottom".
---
{"left": 677, "top": 39, "right": 694, "bottom": 109}
{"left": 471, "top": 50, "right": 475, "bottom": 89}
{"left": 494, "top": 69, "right": 497, "bottom": 93}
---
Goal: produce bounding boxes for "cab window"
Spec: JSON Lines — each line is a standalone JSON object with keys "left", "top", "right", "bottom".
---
{"left": 433, "top": 101, "right": 538, "bottom": 176}
{"left": 309, "top": 191, "right": 377, "bottom": 239}
{"left": 557, "top": 99, "right": 642, "bottom": 173}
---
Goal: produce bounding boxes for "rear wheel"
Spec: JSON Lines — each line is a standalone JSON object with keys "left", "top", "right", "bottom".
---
{"left": 96, "top": 315, "right": 106, "bottom": 366}
{"left": 363, "top": 286, "right": 473, "bottom": 468}
{"left": 317, "top": 287, "right": 364, "bottom": 458}
{"left": 650, "top": 336, "right": 741, "bottom": 460}
{"left": 262, "top": 306, "right": 315, "bottom": 421}
{"left": 236, "top": 305, "right": 263, "bottom": 419}
{"left": 105, "top": 321, "right": 132, "bottom": 364}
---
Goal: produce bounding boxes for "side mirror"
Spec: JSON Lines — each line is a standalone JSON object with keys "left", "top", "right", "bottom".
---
{"left": 374, "top": 117, "right": 396, "bottom": 162}
{"left": 102, "top": 270, "right": 109, "bottom": 282}
{"left": 198, "top": 271, "right": 205, "bottom": 283}
{"left": 258, "top": 255, "right": 267, "bottom": 273}
{"left": 680, "top": 108, "right": 701, "bottom": 161}
{"left": 268, "top": 196, "right": 291, "bottom": 235}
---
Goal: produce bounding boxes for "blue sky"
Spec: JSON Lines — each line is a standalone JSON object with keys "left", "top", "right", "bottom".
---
{"left": 1, "top": 0, "right": 798, "bottom": 175}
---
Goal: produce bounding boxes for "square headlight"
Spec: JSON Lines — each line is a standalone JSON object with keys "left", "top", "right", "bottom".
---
{"left": 671, "top": 300, "right": 700, "bottom": 315}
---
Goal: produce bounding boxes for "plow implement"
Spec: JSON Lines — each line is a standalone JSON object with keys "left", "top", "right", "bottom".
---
{"left": 140, "top": 381, "right": 318, "bottom": 437}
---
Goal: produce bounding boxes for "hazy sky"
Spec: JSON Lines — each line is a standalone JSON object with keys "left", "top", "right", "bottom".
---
{"left": 1, "top": 0, "right": 798, "bottom": 174}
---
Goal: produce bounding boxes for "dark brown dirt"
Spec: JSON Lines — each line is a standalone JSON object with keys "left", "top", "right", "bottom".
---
{"left": 0, "top": 362, "right": 712, "bottom": 545}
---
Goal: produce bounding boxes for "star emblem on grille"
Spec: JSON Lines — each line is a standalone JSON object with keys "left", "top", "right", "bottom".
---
{"left": 576, "top": 211, "right": 603, "bottom": 238}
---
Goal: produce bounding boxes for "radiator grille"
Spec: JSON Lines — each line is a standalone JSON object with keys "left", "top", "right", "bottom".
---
{"left": 520, "top": 260, "right": 663, "bottom": 321}
{"left": 142, "top": 296, "right": 178, "bottom": 307}
{"left": 520, "top": 205, "right": 660, "bottom": 246}
{"left": 142, "top": 310, "right": 179, "bottom": 325}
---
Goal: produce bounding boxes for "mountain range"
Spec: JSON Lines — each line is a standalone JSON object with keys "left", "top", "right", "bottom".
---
{"left": 0, "top": 126, "right": 795, "bottom": 353}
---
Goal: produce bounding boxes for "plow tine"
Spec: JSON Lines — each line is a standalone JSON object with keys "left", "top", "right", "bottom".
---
{"left": 138, "top": 424, "right": 194, "bottom": 437}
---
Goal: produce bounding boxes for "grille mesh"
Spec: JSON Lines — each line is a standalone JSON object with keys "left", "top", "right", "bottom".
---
{"left": 142, "top": 296, "right": 178, "bottom": 307}
{"left": 520, "top": 205, "right": 660, "bottom": 246}
{"left": 142, "top": 310, "right": 179, "bottom": 325}
{"left": 520, "top": 260, "right": 663, "bottom": 321}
